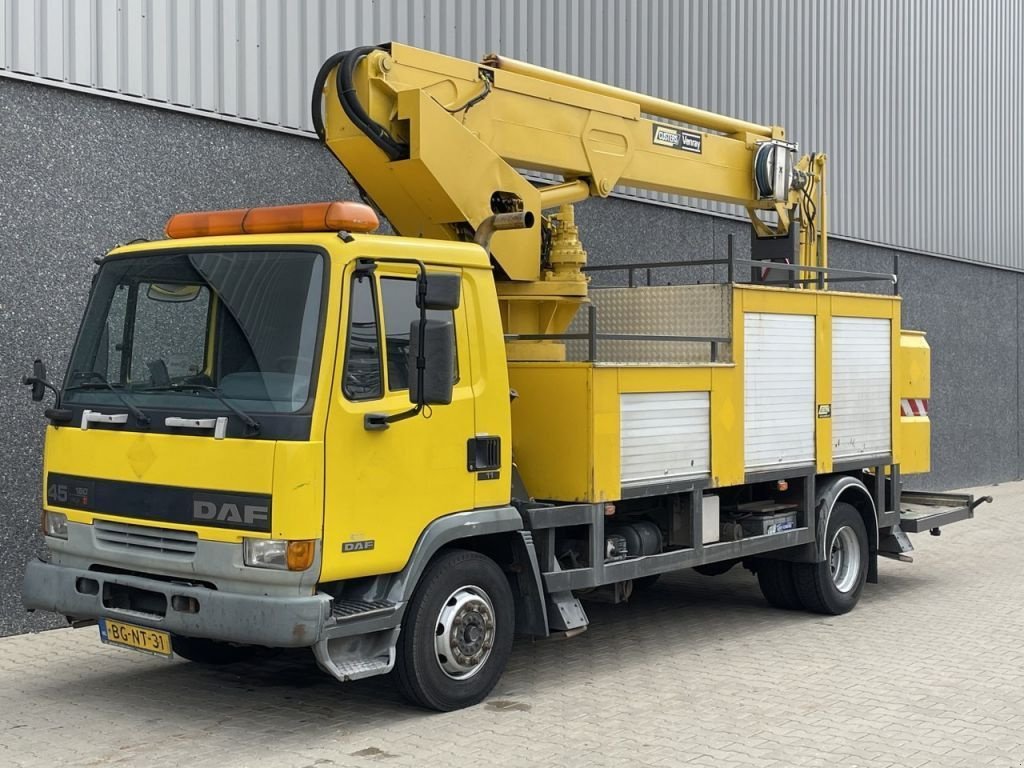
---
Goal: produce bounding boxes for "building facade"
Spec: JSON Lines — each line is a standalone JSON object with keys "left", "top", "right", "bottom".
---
{"left": 1, "top": 0, "right": 1020, "bottom": 635}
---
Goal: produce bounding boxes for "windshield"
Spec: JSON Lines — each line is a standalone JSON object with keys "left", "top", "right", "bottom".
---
{"left": 64, "top": 249, "right": 325, "bottom": 416}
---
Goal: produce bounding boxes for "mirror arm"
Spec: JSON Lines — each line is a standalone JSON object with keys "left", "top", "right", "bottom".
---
{"left": 415, "top": 272, "right": 429, "bottom": 407}
{"left": 364, "top": 404, "right": 423, "bottom": 432}
{"left": 22, "top": 376, "right": 62, "bottom": 407}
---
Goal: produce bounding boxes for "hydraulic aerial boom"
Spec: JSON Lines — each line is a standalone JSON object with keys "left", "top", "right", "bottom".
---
{"left": 313, "top": 43, "right": 826, "bottom": 358}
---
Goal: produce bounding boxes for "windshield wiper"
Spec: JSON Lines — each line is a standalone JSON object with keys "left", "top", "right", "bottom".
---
{"left": 65, "top": 371, "right": 150, "bottom": 425}
{"left": 142, "top": 383, "right": 261, "bottom": 435}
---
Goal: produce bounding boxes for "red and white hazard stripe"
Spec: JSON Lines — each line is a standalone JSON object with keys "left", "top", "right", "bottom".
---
{"left": 900, "top": 398, "right": 929, "bottom": 417}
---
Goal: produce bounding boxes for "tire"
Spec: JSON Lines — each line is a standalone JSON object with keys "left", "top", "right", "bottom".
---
{"left": 171, "top": 635, "right": 257, "bottom": 665}
{"left": 694, "top": 559, "right": 738, "bottom": 577}
{"left": 794, "top": 502, "right": 869, "bottom": 615}
{"left": 756, "top": 560, "right": 803, "bottom": 610}
{"left": 633, "top": 574, "right": 660, "bottom": 591}
{"left": 394, "top": 549, "right": 514, "bottom": 711}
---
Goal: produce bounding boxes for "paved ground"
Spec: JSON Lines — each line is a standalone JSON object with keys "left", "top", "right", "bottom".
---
{"left": 2, "top": 481, "right": 1022, "bottom": 768}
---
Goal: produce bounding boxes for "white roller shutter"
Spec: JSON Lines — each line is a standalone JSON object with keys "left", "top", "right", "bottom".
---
{"left": 744, "top": 313, "right": 816, "bottom": 471}
{"left": 620, "top": 392, "right": 710, "bottom": 486}
{"left": 832, "top": 317, "right": 891, "bottom": 460}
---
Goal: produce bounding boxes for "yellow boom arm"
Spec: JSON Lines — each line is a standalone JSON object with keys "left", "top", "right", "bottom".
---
{"left": 313, "top": 43, "right": 825, "bottom": 356}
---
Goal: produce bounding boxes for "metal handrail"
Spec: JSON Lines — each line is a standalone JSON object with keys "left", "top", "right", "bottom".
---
{"left": 504, "top": 305, "right": 729, "bottom": 362}
{"left": 580, "top": 232, "right": 899, "bottom": 294}
{"left": 731, "top": 258, "right": 897, "bottom": 284}
{"left": 582, "top": 233, "right": 739, "bottom": 286}
{"left": 510, "top": 237, "right": 901, "bottom": 362}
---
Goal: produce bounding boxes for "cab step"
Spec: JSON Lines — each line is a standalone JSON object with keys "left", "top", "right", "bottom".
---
{"left": 330, "top": 599, "right": 395, "bottom": 621}
{"left": 313, "top": 626, "right": 400, "bottom": 682}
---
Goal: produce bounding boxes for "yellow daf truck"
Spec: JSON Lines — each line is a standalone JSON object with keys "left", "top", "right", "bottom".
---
{"left": 21, "top": 44, "right": 983, "bottom": 710}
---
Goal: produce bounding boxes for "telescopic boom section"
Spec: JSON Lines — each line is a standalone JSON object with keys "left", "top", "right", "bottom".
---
{"left": 313, "top": 43, "right": 825, "bottom": 357}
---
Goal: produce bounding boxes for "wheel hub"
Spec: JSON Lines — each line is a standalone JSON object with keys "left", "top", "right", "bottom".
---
{"left": 829, "top": 525, "right": 862, "bottom": 593}
{"left": 434, "top": 586, "right": 495, "bottom": 680}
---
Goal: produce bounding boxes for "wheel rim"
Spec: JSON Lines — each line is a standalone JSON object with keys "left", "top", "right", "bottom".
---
{"left": 829, "top": 525, "right": 862, "bottom": 593}
{"left": 433, "top": 585, "right": 496, "bottom": 680}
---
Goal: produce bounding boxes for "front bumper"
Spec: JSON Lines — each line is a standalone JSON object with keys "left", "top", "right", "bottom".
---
{"left": 22, "top": 558, "right": 332, "bottom": 647}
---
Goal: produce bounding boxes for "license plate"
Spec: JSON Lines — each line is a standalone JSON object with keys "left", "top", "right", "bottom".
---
{"left": 99, "top": 618, "right": 172, "bottom": 658}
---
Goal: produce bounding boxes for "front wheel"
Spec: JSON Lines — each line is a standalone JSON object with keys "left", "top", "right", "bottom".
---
{"left": 794, "top": 502, "right": 869, "bottom": 615}
{"left": 694, "top": 559, "right": 739, "bottom": 577}
{"left": 171, "top": 635, "right": 258, "bottom": 665}
{"left": 632, "top": 574, "right": 660, "bottom": 591}
{"left": 394, "top": 549, "right": 514, "bottom": 711}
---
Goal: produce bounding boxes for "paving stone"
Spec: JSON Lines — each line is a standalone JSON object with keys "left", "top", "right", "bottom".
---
{"left": 0, "top": 481, "right": 1021, "bottom": 767}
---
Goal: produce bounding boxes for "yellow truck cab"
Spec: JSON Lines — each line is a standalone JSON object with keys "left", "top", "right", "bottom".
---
{"left": 24, "top": 205, "right": 528, "bottom": 705}
{"left": 22, "top": 44, "right": 984, "bottom": 711}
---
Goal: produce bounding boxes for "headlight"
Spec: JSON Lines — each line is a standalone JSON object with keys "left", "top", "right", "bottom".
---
{"left": 43, "top": 511, "right": 68, "bottom": 539}
{"left": 242, "top": 539, "right": 315, "bottom": 571}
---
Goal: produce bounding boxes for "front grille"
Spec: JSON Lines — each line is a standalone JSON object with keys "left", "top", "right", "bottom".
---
{"left": 93, "top": 519, "right": 198, "bottom": 559}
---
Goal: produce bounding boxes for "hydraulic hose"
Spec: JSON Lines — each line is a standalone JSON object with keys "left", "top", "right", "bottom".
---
{"left": 311, "top": 45, "right": 408, "bottom": 161}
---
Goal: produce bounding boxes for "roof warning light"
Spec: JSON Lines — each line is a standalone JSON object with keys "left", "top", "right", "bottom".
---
{"left": 165, "top": 201, "right": 379, "bottom": 238}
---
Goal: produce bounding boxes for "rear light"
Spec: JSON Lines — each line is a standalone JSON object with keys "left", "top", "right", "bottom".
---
{"left": 43, "top": 511, "right": 68, "bottom": 539}
{"left": 165, "top": 201, "right": 379, "bottom": 238}
{"left": 242, "top": 539, "right": 316, "bottom": 571}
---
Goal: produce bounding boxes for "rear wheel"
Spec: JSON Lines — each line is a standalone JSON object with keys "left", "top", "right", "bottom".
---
{"left": 756, "top": 560, "right": 803, "bottom": 610}
{"left": 394, "top": 549, "right": 514, "bottom": 711}
{"left": 794, "top": 502, "right": 869, "bottom": 615}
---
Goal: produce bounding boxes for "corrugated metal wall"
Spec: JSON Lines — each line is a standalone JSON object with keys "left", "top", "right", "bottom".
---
{"left": 2, "top": 0, "right": 1021, "bottom": 268}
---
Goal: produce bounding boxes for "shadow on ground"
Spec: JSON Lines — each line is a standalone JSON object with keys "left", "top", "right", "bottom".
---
{"left": 26, "top": 562, "right": 937, "bottom": 736}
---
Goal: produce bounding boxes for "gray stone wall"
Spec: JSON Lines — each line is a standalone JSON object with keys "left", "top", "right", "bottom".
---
{"left": 0, "top": 79, "right": 360, "bottom": 635}
{"left": 1, "top": 78, "right": 1018, "bottom": 635}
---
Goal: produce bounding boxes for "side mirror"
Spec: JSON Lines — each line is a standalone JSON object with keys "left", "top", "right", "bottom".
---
{"left": 409, "top": 319, "right": 455, "bottom": 406}
{"left": 417, "top": 273, "right": 461, "bottom": 311}
{"left": 25, "top": 359, "right": 47, "bottom": 402}
{"left": 22, "top": 359, "right": 72, "bottom": 424}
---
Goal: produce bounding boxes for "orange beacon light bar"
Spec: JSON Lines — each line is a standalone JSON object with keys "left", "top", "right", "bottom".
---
{"left": 165, "top": 201, "right": 380, "bottom": 239}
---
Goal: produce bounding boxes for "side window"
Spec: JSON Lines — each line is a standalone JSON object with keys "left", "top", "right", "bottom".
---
{"left": 342, "top": 275, "right": 383, "bottom": 400}
{"left": 130, "top": 282, "right": 210, "bottom": 384}
{"left": 380, "top": 277, "right": 457, "bottom": 391}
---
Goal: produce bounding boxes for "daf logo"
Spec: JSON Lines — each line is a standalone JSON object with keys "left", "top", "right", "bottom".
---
{"left": 342, "top": 540, "right": 375, "bottom": 552}
{"left": 193, "top": 500, "right": 269, "bottom": 527}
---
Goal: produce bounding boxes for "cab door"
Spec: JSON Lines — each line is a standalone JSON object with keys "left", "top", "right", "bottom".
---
{"left": 322, "top": 262, "right": 476, "bottom": 582}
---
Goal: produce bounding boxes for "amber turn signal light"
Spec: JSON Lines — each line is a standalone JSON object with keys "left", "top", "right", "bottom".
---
{"left": 286, "top": 540, "right": 316, "bottom": 571}
{"left": 165, "top": 201, "right": 379, "bottom": 239}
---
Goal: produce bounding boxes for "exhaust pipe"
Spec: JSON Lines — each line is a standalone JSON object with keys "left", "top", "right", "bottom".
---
{"left": 474, "top": 211, "right": 535, "bottom": 251}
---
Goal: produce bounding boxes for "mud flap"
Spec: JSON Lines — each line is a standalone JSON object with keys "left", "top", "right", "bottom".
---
{"left": 545, "top": 590, "right": 588, "bottom": 634}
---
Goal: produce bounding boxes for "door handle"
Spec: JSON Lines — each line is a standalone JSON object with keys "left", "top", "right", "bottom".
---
{"left": 165, "top": 416, "right": 229, "bottom": 439}
{"left": 80, "top": 410, "right": 128, "bottom": 430}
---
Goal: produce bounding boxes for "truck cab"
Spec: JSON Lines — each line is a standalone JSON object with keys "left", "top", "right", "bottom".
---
{"left": 25, "top": 204, "right": 523, "bottom": 708}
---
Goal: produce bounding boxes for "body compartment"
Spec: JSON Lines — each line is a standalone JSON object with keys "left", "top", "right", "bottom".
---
{"left": 509, "top": 284, "right": 917, "bottom": 504}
